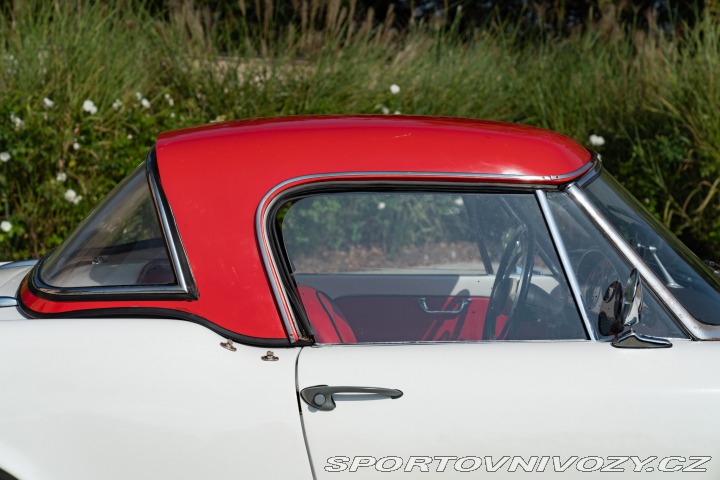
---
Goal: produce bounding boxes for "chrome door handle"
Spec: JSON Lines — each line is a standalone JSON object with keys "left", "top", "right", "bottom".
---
{"left": 300, "top": 385, "right": 403, "bottom": 411}
{"left": 418, "top": 297, "right": 470, "bottom": 314}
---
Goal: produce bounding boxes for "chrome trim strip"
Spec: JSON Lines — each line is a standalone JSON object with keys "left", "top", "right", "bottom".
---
{"left": 147, "top": 164, "right": 189, "bottom": 294}
{"left": 29, "top": 254, "right": 190, "bottom": 297}
{"left": 536, "top": 190, "right": 596, "bottom": 340}
{"left": 33, "top": 284, "right": 188, "bottom": 297}
{"left": 0, "top": 296, "right": 18, "bottom": 308}
{"left": 0, "top": 259, "right": 38, "bottom": 269}
{"left": 264, "top": 161, "right": 596, "bottom": 189}
{"left": 256, "top": 196, "right": 299, "bottom": 344}
{"left": 256, "top": 161, "right": 596, "bottom": 344}
{"left": 567, "top": 185, "right": 720, "bottom": 340}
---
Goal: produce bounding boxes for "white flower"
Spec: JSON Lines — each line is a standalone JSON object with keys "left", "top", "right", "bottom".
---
{"left": 72, "top": 195, "right": 82, "bottom": 205}
{"left": 127, "top": 134, "right": 133, "bottom": 140}
{"left": 82, "top": 99, "right": 97, "bottom": 115}
{"left": 170, "top": 112, "right": 176, "bottom": 118}
{"left": 389, "top": 84, "right": 401, "bottom": 95}
{"left": 112, "top": 99, "right": 123, "bottom": 111}
{"left": 394, "top": 110, "right": 401, "bottom": 115}
{"left": 9, "top": 112, "right": 24, "bottom": 130}
{"left": 140, "top": 98, "right": 151, "bottom": 109}
{"left": 377, "top": 202, "right": 386, "bottom": 210}
{"left": 43, "top": 97, "right": 54, "bottom": 108}
{"left": 589, "top": 134, "right": 605, "bottom": 147}
{"left": 0, "top": 151, "right": 10, "bottom": 162}
{"left": 56, "top": 172, "right": 67, "bottom": 182}
{"left": 0, "top": 220, "right": 11, "bottom": 233}
{"left": 73, "top": 142, "right": 80, "bottom": 151}
{"left": 64, "top": 189, "right": 77, "bottom": 203}
{"left": 381, "top": 106, "right": 390, "bottom": 115}
{"left": 164, "top": 93, "right": 174, "bottom": 107}
{"left": 135, "top": 91, "right": 143, "bottom": 101}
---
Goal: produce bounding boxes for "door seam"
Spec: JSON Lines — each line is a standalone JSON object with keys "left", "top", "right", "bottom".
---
{"left": 296, "top": 347, "right": 318, "bottom": 480}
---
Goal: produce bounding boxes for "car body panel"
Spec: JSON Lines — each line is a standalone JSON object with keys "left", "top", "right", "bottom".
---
{"left": 0, "top": 265, "right": 31, "bottom": 301}
{"left": 298, "top": 341, "right": 720, "bottom": 478}
{"left": 0, "top": 319, "right": 311, "bottom": 480}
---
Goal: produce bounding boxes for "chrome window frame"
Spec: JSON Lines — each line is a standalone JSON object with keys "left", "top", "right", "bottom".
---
{"left": 536, "top": 190, "right": 596, "bottom": 340}
{"left": 26, "top": 149, "right": 197, "bottom": 301}
{"left": 257, "top": 164, "right": 597, "bottom": 344}
{"left": 568, "top": 167, "right": 720, "bottom": 340}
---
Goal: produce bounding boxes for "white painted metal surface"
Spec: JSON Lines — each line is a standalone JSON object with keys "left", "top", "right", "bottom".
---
{"left": 298, "top": 341, "right": 720, "bottom": 478}
{"left": 0, "top": 266, "right": 31, "bottom": 299}
{"left": 0, "top": 319, "right": 310, "bottom": 480}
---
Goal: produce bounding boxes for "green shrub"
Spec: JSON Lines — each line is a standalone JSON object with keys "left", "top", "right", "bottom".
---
{"left": 0, "top": 1, "right": 719, "bottom": 261}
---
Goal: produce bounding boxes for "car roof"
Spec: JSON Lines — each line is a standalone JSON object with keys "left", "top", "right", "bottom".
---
{"left": 157, "top": 115, "right": 591, "bottom": 183}
{"left": 152, "top": 116, "right": 593, "bottom": 342}
{"left": 20, "top": 116, "right": 594, "bottom": 345}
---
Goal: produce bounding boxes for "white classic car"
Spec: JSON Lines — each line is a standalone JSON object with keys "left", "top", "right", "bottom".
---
{"left": 0, "top": 116, "right": 718, "bottom": 479}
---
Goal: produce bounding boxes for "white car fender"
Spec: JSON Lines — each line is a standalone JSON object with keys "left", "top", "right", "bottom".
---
{"left": 0, "top": 318, "right": 310, "bottom": 480}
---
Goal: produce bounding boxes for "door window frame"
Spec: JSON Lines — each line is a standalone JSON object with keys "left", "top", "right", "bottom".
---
{"left": 264, "top": 180, "right": 594, "bottom": 344}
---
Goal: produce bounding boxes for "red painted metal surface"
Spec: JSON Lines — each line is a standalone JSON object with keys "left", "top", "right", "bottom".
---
{"left": 20, "top": 116, "right": 592, "bottom": 342}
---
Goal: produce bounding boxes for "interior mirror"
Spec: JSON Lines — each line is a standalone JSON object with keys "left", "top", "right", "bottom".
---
{"left": 609, "top": 269, "right": 672, "bottom": 349}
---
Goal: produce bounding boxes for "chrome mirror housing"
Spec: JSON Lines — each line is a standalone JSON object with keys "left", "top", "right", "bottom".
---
{"left": 612, "top": 269, "right": 672, "bottom": 349}
{"left": 621, "top": 269, "right": 641, "bottom": 329}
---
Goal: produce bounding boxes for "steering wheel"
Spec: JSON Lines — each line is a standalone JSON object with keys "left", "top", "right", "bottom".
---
{"left": 483, "top": 225, "right": 536, "bottom": 340}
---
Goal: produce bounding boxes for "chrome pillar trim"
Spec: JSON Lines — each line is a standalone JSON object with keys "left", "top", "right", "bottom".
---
{"left": 256, "top": 193, "right": 300, "bottom": 344}
{"left": 568, "top": 185, "right": 720, "bottom": 340}
{"left": 147, "top": 168, "right": 189, "bottom": 294}
{"left": 536, "top": 190, "right": 597, "bottom": 340}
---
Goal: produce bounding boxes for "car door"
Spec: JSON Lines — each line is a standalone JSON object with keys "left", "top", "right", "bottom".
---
{"left": 297, "top": 341, "right": 720, "bottom": 478}
{"left": 277, "top": 187, "right": 720, "bottom": 477}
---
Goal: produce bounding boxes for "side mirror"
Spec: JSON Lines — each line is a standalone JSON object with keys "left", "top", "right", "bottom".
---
{"left": 621, "top": 268, "right": 642, "bottom": 328}
{"left": 610, "top": 269, "right": 672, "bottom": 349}
{"left": 598, "top": 281, "right": 624, "bottom": 336}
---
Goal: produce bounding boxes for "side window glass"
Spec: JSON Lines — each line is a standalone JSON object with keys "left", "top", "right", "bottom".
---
{"left": 40, "top": 164, "right": 176, "bottom": 288}
{"left": 547, "top": 192, "right": 686, "bottom": 339}
{"left": 278, "top": 191, "right": 587, "bottom": 344}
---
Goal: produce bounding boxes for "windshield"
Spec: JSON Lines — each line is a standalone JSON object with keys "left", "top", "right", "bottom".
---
{"left": 582, "top": 172, "right": 720, "bottom": 325}
{"left": 40, "top": 163, "right": 176, "bottom": 288}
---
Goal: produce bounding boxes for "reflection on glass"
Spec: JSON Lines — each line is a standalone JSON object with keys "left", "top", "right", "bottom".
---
{"left": 583, "top": 173, "right": 720, "bottom": 326}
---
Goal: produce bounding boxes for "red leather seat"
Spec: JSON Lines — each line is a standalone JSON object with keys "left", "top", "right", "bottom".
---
{"left": 298, "top": 286, "right": 357, "bottom": 343}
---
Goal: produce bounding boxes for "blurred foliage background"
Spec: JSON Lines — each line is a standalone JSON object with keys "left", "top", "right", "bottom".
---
{"left": 0, "top": 0, "right": 719, "bottom": 261}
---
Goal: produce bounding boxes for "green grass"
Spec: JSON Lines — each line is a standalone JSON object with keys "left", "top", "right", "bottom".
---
{"left": 0, "top": 0, "right": 719, "bottom": 260}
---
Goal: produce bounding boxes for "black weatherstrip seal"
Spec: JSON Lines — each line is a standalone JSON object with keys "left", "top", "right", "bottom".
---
{"left": 147, "top": 149, "right": 199, "bottom": 300}
{"left": 25, "top": 149, "right": 198, "bottom": 302}
{"left": 17, "top": 302, "right": 293, "bottom": 347}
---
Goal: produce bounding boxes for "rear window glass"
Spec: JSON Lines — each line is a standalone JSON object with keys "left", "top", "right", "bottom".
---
{"left": 40, "top": 164, "right": 176, "bottom": 288}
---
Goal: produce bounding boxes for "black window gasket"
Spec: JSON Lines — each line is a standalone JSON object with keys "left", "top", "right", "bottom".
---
{"left": 25, "top": 148, "right": 198, "bottom": 302}
{"left": 266, "top": 181, "right": 583, "bottom": 344}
